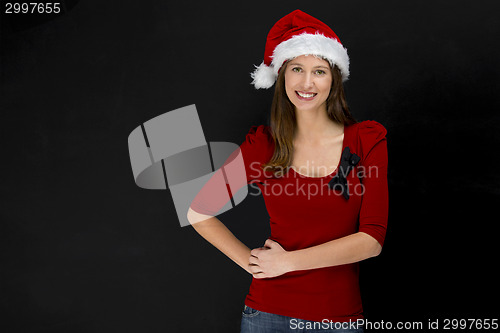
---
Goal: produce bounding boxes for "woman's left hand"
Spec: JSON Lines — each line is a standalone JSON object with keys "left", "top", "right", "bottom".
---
{"left": 248, "top": 239, "right": 293, "bottom": 279}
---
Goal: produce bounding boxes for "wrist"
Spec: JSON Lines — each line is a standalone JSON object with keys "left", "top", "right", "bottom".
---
{"left": 284, "top": 250, "right": 296, "bottom": 273}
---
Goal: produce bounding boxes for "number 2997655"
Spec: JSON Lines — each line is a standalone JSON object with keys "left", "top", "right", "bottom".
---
{"left": 5, "top": 2, "right": 61, "bottom": 14}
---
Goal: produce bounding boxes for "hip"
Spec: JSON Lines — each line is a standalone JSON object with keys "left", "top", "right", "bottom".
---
{"left": 241, "top": 305, "right": 364, "bottom": 333}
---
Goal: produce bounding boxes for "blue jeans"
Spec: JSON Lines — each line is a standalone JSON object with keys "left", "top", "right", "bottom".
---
{"left": 240, "top": 305, "right": 364, "bottom": 333}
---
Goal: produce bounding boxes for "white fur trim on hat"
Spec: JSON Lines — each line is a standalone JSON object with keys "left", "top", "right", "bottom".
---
{"left": 250, "top": 62, "right": 278, "bottom": 89}
{"left": 251, "top": 32, "right": 350, "bottom": 89}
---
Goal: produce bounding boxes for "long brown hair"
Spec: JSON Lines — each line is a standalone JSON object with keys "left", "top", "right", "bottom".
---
{"left": 261, "top": 59, "right": 357, "bottom": 176}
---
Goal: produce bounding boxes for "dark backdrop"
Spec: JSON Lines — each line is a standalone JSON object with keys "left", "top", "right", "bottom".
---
{"left": 1, "top": 0, "right": 499, "bottom": 332}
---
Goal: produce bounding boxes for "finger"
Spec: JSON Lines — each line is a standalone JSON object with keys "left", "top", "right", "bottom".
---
{"left": 264, "top": 239, "right": 274, "bottom": 248}
{"left": 250, "top": 248, "right": 261, "bottom": 257}
{"left": 248, "top": 256, "right": 259, "bottom": 265}
{"left": 248, "top": 264, "right": 262, "bottom": 274}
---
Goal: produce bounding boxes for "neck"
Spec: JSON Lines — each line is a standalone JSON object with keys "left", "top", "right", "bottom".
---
{"left": 294, "top": 105, "right": 343, "bottom": 144}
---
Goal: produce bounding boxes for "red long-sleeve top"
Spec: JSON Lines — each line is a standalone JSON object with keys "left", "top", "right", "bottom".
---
{"left": 190, "top": 120, "right": 389, "bottom": 322}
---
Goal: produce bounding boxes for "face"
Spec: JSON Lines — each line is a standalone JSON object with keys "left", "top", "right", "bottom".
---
{"left": 284, "top": 55, "right": 333, "bottom": 113}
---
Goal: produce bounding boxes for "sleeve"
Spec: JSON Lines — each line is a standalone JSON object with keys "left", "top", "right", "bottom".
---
{"left": 357, "top": 120, "right": 389, "bottom": 247}
{"left": 188, "top": 125, "right": 273, "bottom": 221}
{"left": 239, "top": 125, "right": 275, "bottom": 184}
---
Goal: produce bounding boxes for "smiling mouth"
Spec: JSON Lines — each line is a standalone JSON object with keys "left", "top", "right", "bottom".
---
{"left": 295, "top": 91, "right": 317, "bottom": 100}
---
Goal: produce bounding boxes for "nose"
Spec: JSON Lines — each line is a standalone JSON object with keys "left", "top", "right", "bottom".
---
{"left": 301, "top": 72, "right": 314, "bottom": 90}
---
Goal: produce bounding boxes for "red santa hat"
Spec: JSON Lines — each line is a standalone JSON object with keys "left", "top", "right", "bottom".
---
{"left": 251, "top": 10, "right": 350, "bottom": 89}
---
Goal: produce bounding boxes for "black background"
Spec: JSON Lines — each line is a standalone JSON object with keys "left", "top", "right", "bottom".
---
{"left": 1, "top": 0, "right": 499, "bottom": 332}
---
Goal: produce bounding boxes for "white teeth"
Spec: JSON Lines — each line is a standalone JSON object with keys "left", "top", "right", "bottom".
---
{"left": 297, "top": 92, "right": 315, "bottom": 98}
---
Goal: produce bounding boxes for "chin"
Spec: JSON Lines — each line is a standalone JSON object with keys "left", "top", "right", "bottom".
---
{"left": 292, "top": 100, "right": 327, "bottom": 112}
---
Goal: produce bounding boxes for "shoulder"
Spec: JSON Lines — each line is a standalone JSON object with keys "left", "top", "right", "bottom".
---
{"left": 242, "top": 124, "right": 275, "bottom": 161}
{"left": 349, "top": 120, "right": 388, "bottom": 158}
{"left": 245, "top": 124, "right": 274, "bottom": 146}
{"left": 353, "top": 120, "right": 387, "bottom": 139}
{"left": 246, "top": 124, "right": 272, "bottom": 139}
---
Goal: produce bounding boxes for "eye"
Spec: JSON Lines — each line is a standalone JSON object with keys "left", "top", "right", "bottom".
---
{"left": 291, "top": 67, "right": 302, "bottom": 73}
{"left": 314, "top": 70, "right": 326, "bottom": 75}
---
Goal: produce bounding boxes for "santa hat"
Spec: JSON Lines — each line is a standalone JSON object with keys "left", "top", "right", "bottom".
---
{"left": 251, "top": 10, "right": 350, "bottom": 89}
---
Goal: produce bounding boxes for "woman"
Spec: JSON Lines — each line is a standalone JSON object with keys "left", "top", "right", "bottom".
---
{"left": 188, "top": 10, "right": 388, "bottom": 333}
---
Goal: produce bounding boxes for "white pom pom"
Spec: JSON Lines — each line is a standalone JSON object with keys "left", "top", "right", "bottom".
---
{"left": 250, "top": 62, "right": 277, "bottom": 89}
